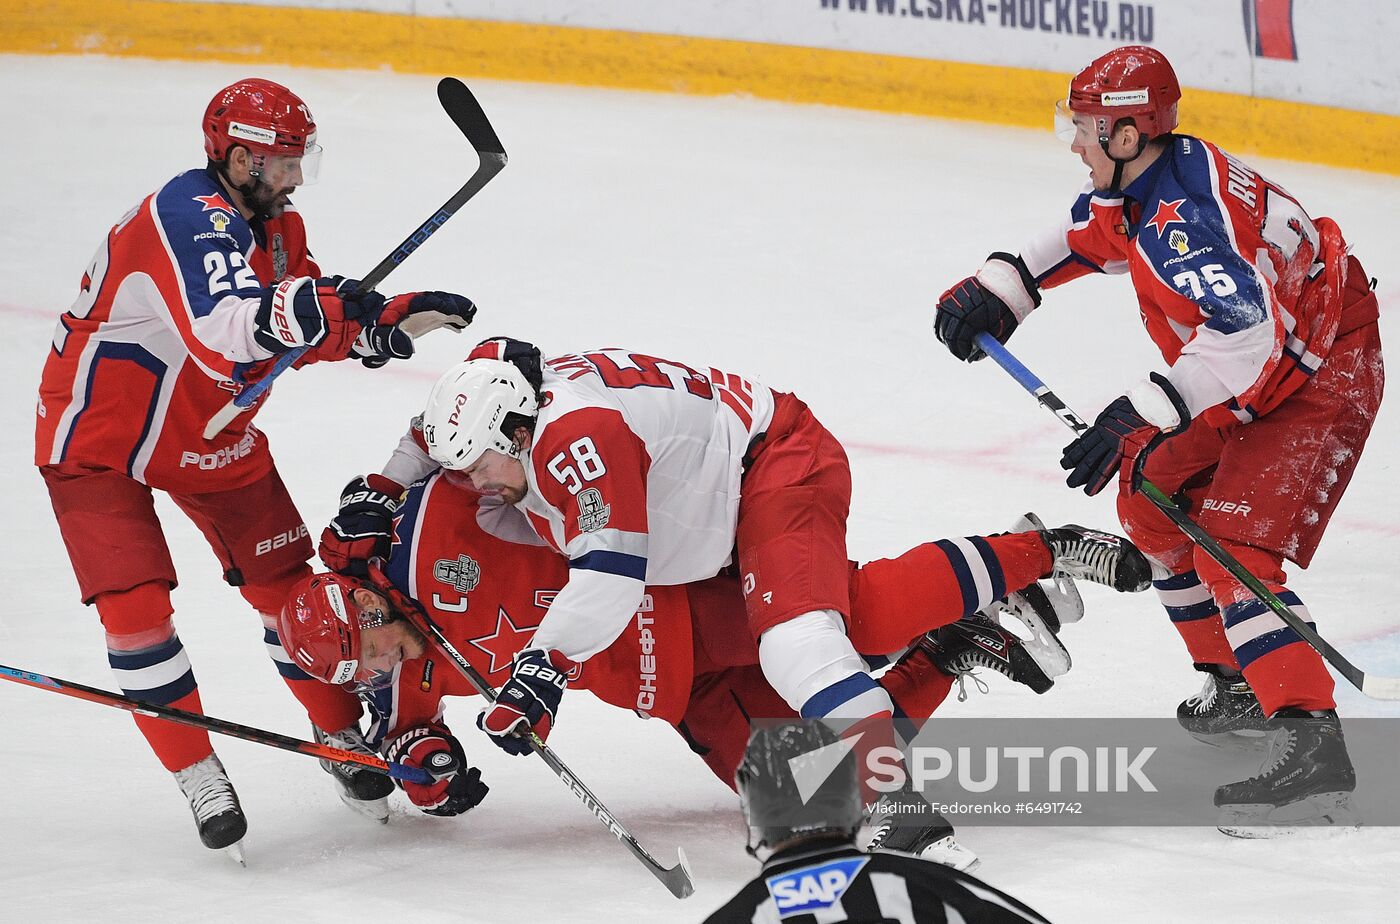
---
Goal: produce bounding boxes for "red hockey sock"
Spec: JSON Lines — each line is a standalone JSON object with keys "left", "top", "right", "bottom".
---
{"left": 260, "top": 609, "right": 364, "bottom": 732}
{"left": 1152, "top": 570, "right": 1238, "bottom": 668}
{"left": 878, "top": 647, "right": 955, "bottom": 719}
{"left": 848, "top": 531, "right": 1051, "bottom": 655}
{"left": 283, "top": 676, "right": 364, "bottom": 732}
{"left": 97, "top": 583, "right": 213, "bottom": 772}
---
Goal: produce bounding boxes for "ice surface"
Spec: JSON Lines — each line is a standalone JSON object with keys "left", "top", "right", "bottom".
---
{"left": 2, "top": 54, "right": 1398, "bottom": 922}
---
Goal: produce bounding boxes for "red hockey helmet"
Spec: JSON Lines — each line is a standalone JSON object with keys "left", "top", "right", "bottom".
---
{"left": 203, "top": 78, "right": 322, "bottom": 182}
{"left": 278, "top": 572, "right": 389, "bottom": 686}
{"left": 1056, "top": 45, "right": 1181, "bottom": 146}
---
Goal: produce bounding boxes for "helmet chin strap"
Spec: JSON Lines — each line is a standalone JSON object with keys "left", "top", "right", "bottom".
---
{"left": 217, "top": 153, "right": 278, "bottom": 220}
{"left": 1100, "top": 133, "right": 1149, "bottom": 195}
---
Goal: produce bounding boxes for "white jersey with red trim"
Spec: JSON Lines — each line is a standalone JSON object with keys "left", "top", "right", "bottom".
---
{"left": 1018, "top": 135, "right": 1350, "bottom": 428}
{"left": 517, "top": 348, "right": 774, "bottom": 662}
{"left": 34, "top": 167, "right": 317, "bottom": 492}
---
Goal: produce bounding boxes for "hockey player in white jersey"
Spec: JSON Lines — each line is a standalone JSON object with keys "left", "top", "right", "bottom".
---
{"left": 415, "top": 339, "right": 1150, "bottom": 862}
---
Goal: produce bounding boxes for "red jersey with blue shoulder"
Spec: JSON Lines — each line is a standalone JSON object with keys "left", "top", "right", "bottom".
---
{"left": 1020, "top": 136, "right": 1349, "bottom": 427}
{"left": 35, "top": 167, "right": 318, "bottom": 491}
{"left": 367, "top": 471, "right": 694, "bottom": 742}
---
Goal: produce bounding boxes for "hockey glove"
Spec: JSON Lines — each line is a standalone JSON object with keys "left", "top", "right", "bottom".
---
{"left": 253, "top": 275, "right": 375, "bottom": 361}
{"left": 352, "top": 325, "right": 416, "bottom": 369}
{"left": 318, "top": 474, "right": 405, "bottom": 577}
{"left": 377, "top": 291, "right": 478, "bottom": 329}
{"left": 468, "top": 336, "right": 544, "bottom": 394}
{"left": 384, "top": 724, "right": 490, "bottom": 817}
{"left": 477, "top": 648, "right": 572, "bottom": 756}
{"left": 934, "top": 253, "right": 1041, "bottom": 362}
{"left": 1060, "top": 373, "right": 1191, "bottom": 496}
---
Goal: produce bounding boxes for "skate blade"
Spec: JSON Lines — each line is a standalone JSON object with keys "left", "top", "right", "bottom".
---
{"left": 338, "top": 790, "right": 390, "bottom": 824}
{"left": 1186, "top": 728, "right": 1271, "bottom": 752}
{"left": 223, "top": 840, "right": 247, "bottom": 867}
{"left": 993, "top": 594, "right": 1071, "bottom": 681}
{"left": 1217, "top": 792, "right": 1361, "bottom": 838}
{"left": 918, "top": 835, "right": 981, "bottom": 872}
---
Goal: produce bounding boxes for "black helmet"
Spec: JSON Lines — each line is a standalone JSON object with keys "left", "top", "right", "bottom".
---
{"left": 736, "top": 722, "right": 864, "bottom": 856}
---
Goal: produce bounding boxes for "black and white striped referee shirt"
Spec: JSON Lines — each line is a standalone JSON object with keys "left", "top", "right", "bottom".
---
{"left": 703, "top": 845, "right": 1052, "bottom": 924}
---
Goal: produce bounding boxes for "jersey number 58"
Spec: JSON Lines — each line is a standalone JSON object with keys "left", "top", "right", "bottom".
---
{"left": 546, "top": 437, "right": 607, "bottom": 495}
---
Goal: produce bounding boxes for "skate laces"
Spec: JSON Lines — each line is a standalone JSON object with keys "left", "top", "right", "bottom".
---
{"left": 951, "top": 670, "right": 992, "bottom": 702}
{"left": 317, "top": 725, "right": 374, "bottom": 755}
{"left": 1252, "top": 726, "right": 1298, "bottom": 780}
{"left": 1052, "top": 535, "right": 1120, "bottom": 587}
{"left": 175, "top": 756, "right": 239, "bottom": 821}
{"left": 1186, "top": 674, "right": 1218, "bottom": 713}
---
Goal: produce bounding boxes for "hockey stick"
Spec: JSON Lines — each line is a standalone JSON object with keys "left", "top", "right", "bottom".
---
{"left": 202, "top": 77, "right": 508, "bottom": 440}
{"left": 384, "top": 588, "right": 696, "bottom": 899}
{"left": 0, "top": 663, "right": 438, "bottom": 785}
{"left": 973, "top": 331, "right": 1400, "bottom": 701}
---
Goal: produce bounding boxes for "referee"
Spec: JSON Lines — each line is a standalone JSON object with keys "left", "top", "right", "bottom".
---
{"left": 704, "top": 723, "right": 1052, "bottom": 924}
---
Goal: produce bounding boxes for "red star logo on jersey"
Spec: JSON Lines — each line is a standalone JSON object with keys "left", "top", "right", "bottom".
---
{"left": 1145, "top": 198, "right": 1186, "bottom": 238}
{"left": 468, "top": 607, "right": 540, "bottom": 678}
{"left": 193, "top": 192, "right": 235, "bottom": 214}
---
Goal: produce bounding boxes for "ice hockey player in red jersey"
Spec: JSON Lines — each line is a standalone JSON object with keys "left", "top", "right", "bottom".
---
{"left": 704, "top": 723, "right": 1052, "bottom": 924}
{"left": 34, "top": 78, "right": 478, "bottom": 859}
{"left": 285, "top": 440, "right": 1143, "bottom": 858}
{"left": 932, "top": 45, "right": 1382, "bottom": 834}
{"left": 353, "top": 337, "right": 1149, "bottom": 862}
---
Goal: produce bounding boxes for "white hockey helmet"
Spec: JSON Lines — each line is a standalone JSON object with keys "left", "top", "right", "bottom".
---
{"left": 422, "top": 359, "right": 538, "bottom": 470}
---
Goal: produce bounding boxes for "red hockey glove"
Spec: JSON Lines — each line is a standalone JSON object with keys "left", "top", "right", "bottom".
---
{"left": 384, "top": 724, "right": 490, "bottom": 817}
{"left": 317, "top": 474, "right": 405, "bottom": 577}
{"left": 1060, "top": 373, "right": 1191, "bottom": 496}
{"left": 477, "top": 648, "right": 573, "bottom": 756}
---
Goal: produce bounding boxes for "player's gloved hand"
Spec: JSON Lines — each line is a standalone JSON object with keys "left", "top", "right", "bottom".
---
{"left": 352, "top": 325, "right": 416, "bottom": 369}
{"left": 385, "top": 724, "right": 490, "bottom": 817}
{"left": 352, "top": 292, "right": 476, "bottom": 369}
{"left": 1060, "top": 373, "right": 1191, "bottom": 496}
{"left": 934, "top": 253, "right": 1041, "bottom": 362}
{"left": 477, "top": 648, "right": 573, "bottom": 756}
{"left": 378, "top": 291, "right": 478, "bottom": 329}
{"left": 318, "top": 474, "right": 404, "bottom": 577}
{"left": 468, "top": 336, "right": 544, "bottom": 393}
{"left": 253, "top": 275, "right": 377, "bottom": 361}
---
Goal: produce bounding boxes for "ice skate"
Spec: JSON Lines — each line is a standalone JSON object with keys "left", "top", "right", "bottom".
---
{"left": 173, "top": 753, "right": 247, "bottom": 865}
{"left": 864, "top": 783, "right": 980, "bottom": 871}
{"left": 314, "top": 723, "right": 394, "bottom": 823}
{"left": 1177, "top": 667, "right": 1271, "bottom": 750}
{"left": 1215, "top": 708, "right": 1360, "bottom": 838}
{"left": 1023, "top": 511, "right": 1152, "bottom": 593}
{"left": 923, "top": 581, "right": 1077, "bottom": 694}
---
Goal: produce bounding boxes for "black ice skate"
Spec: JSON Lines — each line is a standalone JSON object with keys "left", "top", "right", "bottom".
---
{"left": 1177, "top": 666, "right": 1271, "bottom": 749}
{"left": 1214, "top": 708, "right": 1360, "bottom": 838}
{"left": 925, "top": 581, "right": 1078, "bottom": 695}
{"left": 865, "top": 782, "right": 979, "bottom": 871}
{"left": 314, "top": 723, "right": 394, "bottom": 823}
{"left": 174, "top": 753, "right": 247, "bottom": 865}
{"left": 1027, "top": 511, "right": 1152, "bottom": 593}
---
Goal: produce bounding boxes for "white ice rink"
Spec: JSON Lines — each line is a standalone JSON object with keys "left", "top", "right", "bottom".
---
{"left": 3, "top": 54, "right": 1399, "bottom": 922}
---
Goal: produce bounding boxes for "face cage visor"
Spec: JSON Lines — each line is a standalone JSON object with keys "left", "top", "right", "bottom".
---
{"left": 249, "top": 142, "right": 323, "bottom": 187}
{"left": 334, "top": 590, "right": 398, "bottom": 689}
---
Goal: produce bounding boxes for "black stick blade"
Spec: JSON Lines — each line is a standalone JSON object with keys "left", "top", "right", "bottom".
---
{"left": 437, "top": 77, "right": 507, "bottom": 162}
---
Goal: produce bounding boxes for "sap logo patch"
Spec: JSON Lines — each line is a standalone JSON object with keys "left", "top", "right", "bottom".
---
{"left": 764, "top": 857, "right": 869, "bottom": 919}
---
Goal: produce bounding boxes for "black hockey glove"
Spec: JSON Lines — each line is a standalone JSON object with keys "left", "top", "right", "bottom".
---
{"left": 1060, "top": 373, "right": 1191, "bottom": 496}
{"left": 934, "top": 253, "right": 1041, "bottom": 362}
